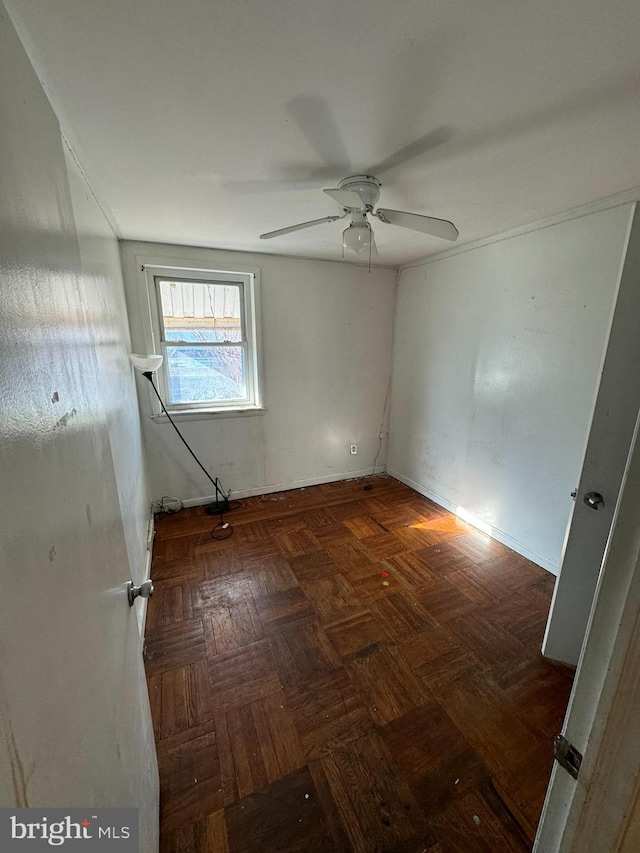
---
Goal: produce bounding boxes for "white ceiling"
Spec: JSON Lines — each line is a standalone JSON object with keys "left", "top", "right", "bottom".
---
{"left": 6, "top": 0, "right": 640, "bottom": 267}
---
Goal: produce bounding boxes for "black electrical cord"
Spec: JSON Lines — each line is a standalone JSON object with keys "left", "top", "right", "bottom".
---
{"left": 211, "top": 517, "right": 233, "bottom": 541}
{"left": 143, "top": 370, "right": 233, "bottom": 537}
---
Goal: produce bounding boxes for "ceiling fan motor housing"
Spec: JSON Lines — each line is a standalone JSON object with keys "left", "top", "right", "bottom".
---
{"left": 337, "top": 175, "right": 381, "bottom": 209}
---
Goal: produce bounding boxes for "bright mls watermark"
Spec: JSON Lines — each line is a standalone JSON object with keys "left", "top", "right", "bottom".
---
{"left": 0, "top": 809, "right": 138, "bottom": 850}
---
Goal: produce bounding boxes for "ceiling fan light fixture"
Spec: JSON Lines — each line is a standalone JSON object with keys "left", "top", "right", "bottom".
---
{"left": 342, "top": 222, "right": 373, "bottom": 255}
{"left": 259, "top": 173, "right": 458, "bottom": 255}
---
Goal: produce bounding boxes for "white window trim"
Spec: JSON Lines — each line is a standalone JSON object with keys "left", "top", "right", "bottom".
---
{"left": 136, "top": 256, "right": 264, "bottom": 418}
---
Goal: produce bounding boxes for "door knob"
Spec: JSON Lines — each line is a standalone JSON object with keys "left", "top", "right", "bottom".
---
{"left": 127, "top": 579, "right": 154, "bottom": 606}
{"left": 583, "top": 491, "right": 605, "bottom": 510}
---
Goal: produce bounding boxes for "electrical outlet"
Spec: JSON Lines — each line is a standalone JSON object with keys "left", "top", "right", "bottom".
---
{"left": 350, "top": 444, "right": 358, "bottom": 455}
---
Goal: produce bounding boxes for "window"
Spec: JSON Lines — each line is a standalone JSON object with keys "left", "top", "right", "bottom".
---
{"left": 141, "top": 262, "right": 262, "bottom": 415}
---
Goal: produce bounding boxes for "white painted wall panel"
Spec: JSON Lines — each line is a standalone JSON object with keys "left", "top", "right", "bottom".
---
{"left": 387, "top": 205, "right": 632, "bottom": 572}
{"left": 0, "top": 6, "right": 157, "bottom": 847}
{"left": 120, "top": 242, "right": 397, "bottom": 503}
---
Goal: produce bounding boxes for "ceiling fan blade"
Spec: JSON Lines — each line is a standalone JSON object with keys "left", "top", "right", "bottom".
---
{"left": 260, "top": 215, "right": 343, "bottom": 240}
{"left": 375, "top": 208, "right": 459, "bottom": 241}
{"left": 367, "top": 126, "right": 453, "bottom": 176}
{"left": 286, "top": 95, "right": 351, "bottom": 172}
{"left": 323, "top": 188, "right": 366, "bottom": 209}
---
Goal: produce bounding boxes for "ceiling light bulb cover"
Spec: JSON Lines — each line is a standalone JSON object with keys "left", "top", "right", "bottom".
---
{"left": 130, "top": 353, "right": 164, "bottom": 372}
{"left": 342, "top": 222, "right": 373, "bottom": 255}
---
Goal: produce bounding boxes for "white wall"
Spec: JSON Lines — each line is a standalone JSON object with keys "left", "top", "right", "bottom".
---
{"left": 65, "top": 149, "right": 151, "bottom": 600}
{"left": 387, "top": 204, "right": 633, "bottom": 572}
{"left": 120, "top": 241, "right": 397, "bottom": 503}
{"left": 0, "top": 5, "right": 157, "bottom": 849}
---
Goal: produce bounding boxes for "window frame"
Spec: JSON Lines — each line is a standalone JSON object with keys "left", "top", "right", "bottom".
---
{"left": 138, "top": 258, "right": 263, "bottom": 418}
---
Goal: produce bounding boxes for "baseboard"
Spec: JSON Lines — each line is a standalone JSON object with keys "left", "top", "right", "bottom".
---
{"left": 180, "top": 466, "right": 387, "bottom": 508}
{"left": 387, "top": 467, "right": 559, "bottom": 575}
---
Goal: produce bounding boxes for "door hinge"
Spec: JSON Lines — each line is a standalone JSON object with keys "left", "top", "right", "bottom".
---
{"left": 554, "top": 734, "right": 582, "bottom": 780}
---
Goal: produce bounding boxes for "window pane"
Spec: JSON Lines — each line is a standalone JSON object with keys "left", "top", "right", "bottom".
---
{"left": 166, "top": 345, "right": 246, "bottom": 404}
{"left": 165, "top": 328, "right": 243, "bottom": 343}
{"left": 158, "top": 279, "right": 243, "bottom": 342}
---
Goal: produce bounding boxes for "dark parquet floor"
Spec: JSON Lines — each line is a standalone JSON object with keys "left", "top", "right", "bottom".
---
{"left": 144, "top": 475, "right": 573, "bottom": 852}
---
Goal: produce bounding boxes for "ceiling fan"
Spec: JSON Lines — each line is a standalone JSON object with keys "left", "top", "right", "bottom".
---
{"left": 259, "top": 174, "right": 458, "bottom": 256}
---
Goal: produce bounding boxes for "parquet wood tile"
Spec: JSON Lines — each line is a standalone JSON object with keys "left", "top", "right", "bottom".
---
{"left": 479, "top": 597, "right": 549, "bottom": 649}
{"left": 398, "top": 626, "right": 488, "bottom": 694}
{"left": 199, "top": 573, "right": 253, "bottom": 609}
{"left": 216, "top": 692, "right": 305, "bottom": 801}
{"left": 301, "top": 506, "right": 339, "bottom": 529}
{"left": 253, "top": 586, "right": 315, "bottom": 634}
{"left": 320, "top": 732, "right": 431, "bottom": 852}
{"left": 286, "top": 549, "right": 339, "bottom": 582}
{"left": 497, "top": 658, "right": 574, "bottom": 738}
{"left": 144, "top": 619, "right": 206, "bottom": 678}
{"left": 431, "top": 786, "right": 530, "bottom": 853}
{"left": 325, "top": 610, "right": 393, "bottom": 660}
{"left": 301, "top": 573, "right": 368, "bottom": 627}
{"left": 324, "top": 539, "right": 375, "bottom": 574}
{"left": 193, "top": 812, "right": 229, "bottom": 853}
{"left": 158, "top": 662, "right": 212, "bottom": 740}
{"left": 380, "top": 702, "right": 490, "bottom": 816}
{"left": 195, "top": 544, "right": 244, "bottom": 580}
{"left": 160, "top": 777, "right": 225, "bottom": 836}
{"left": 225, "top": 766, "right": 337, "bottom": 853}
{"left": 245, "top": 557, "right": 299, "bottom": 597}
{"left": 343, "top": 514, "right": 388, "bottom": 539}
{"left": 382, "top": 549, "right": 439, "bottom": 588}
{"left": 307, "top": 760, "right": 351, "bottom": 852}
{"left": 359, "top": 530, "right": 411, "bottom": 560}
{"left": 273, "top": 527, "right": 321, "bottom": 558}
{"left": 349, "top": 567, "right": 411, "bottom": 602}
{"left": 145, "top": 588, "right": 166, "bottom": 632}
{"left": 158, "top": 720, "right": 219, "bottom": 800}
{"left": 206, "top": 640, "right": 280, "bottom": 712}
{"left": 163, "top": 586, "right": 186, "bottom": 624}
{"left": 393, "top": 523, "right": 462, "bottom": 551}
{"left": 162, "top": 532, "right": 208, "bottom": 559}
{"left": 152, "top": 560, "right": 203, "bottom": 588}
{"left": 270, "top": 620, "right": 342, "bottom": 688}
{"left": 145, "top": 474, "right": 572, "bottom": 852}
{"left": 415, "top": 577, "right": 478, "bottom": 624}
{"left": 421, "top": 647, "right": 488, "bottom": 696}
{"left": 416, "top": 542, "right": 482, "bottom": 576}
{"left": 160, "top": 809, "right": 229, "bottom": 853}
{"left": 345, "top": 645, "right": 429, "bottom": 726}
{"left": 233, "top": 538, "right": 282, "bottom": 565}
{"left": 449, "top": 611, "right": 531, "bottom": 672}
{"left": 451, "top": 530, "right": 512, "bottom": 563}
{"left": 180, "top": 582, "right": 203, "bottom": 622}
{"left": 327, "top": 499, "right": 370, "bottom": 522}
{"left": 368, "top": 592, "right": 437, "bottom": 644}
{"left": 285, "top": 668, "right": 375, "bottom": 761}
{"left": 365, "top": 498, "right": 440, "bottom": 529}
{"left": 203, "top": 600, "right": 264, "bottom": 657}
{"left": 159, "top": 666, "right": 191, "bottom": 739}
{"left": 440, "top": 676, "right": 553, "bottom": 837}
{"left": 446, "top": 567, "right": 501, "bottom": 606}
{"left": 311, "top": 521, "right": 357, "bottom": 546}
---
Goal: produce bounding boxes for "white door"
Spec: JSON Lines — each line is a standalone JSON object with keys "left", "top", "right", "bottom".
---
{"left": 542, "top": 202, "right": 640, "bottom": 665}
{"left": 534, "top": 401, "right": 640, "bottom": 851}
{"left": 0, "top": 11, "right": 158, "bottom": 852}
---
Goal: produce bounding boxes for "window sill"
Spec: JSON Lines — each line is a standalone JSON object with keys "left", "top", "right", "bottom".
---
{"left": 150, "top": 406, "right": 266, "bottom": 423}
